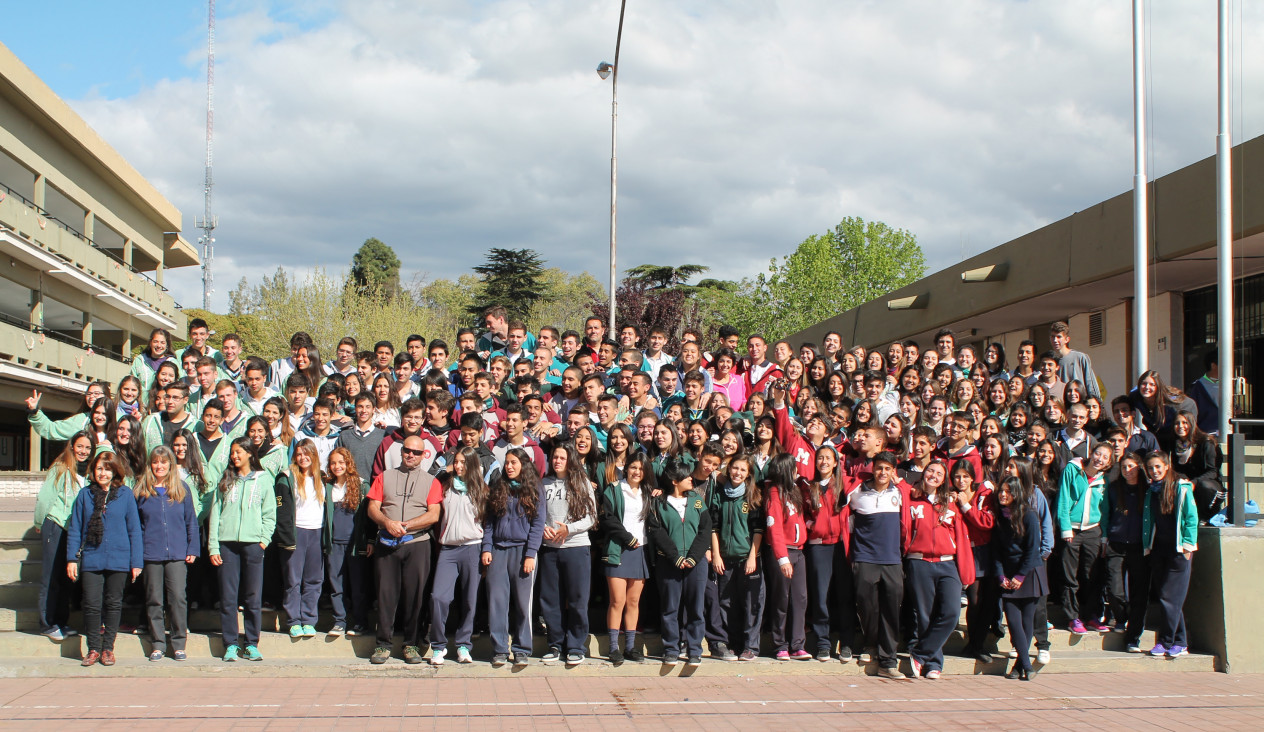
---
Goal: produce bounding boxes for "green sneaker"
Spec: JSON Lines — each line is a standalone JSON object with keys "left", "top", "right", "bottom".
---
{"left": 289, "top": 625, "right": 304, "bottom": 638}
{"left": 243, "top": 645, "right": 263, "bottom": 661}
{"left": 223, "top": 644, "right": 240, "bottom": 662}
{"left": 302, "top": 625, "right": 317, "bottom": 638}
{"left": 403, "top": 645, "right": 424, "bottom": 664}
{"left": 370, "top": 646, "right": 391, "bottom": 664}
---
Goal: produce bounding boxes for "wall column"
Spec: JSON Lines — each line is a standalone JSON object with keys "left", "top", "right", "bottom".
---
{"left": 83, "top": 210, "right": 95, "bottom": 242}
{"left": 33, "top": 174, "right": 45, "bottom": 209}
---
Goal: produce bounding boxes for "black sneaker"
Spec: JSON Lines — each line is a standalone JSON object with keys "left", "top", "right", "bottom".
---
{"left": 711, "top": 641, "right": 738, "bottom": 661}
{"left": 685, "top": 655, "right": 702, "bottom": 667}
{"left": 513, "top": 652, "right": 530, "bottom": 667}
{"left": 542, "top": 647, "right": 561, "bottom": 663}
{"left": 625, "top": 648, "right": 645, "bottom": 663}
{"left": 491, "top": 653, "right": 509, "bottom": 667}
{"left": 662, "top": 653, "right": 679, "bottom": 667}
{"left": 609, "top": 647, "right": 624, "bottom": 665}
{"left": 815, "top": 648, "right": 832, "bottom": 662}
{"left": 837, "top": 646, "right": 853, "bottom": 664}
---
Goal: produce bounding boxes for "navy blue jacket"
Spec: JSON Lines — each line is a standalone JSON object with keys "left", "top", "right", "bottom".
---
{"left": 136, "top": 483, "right": 201, "bottom": 562}
{"left": 66, "top": 485, "right": 144, "bottom": 572}
{"left": 480, "top": 483, "right": 547, "bottom": 558}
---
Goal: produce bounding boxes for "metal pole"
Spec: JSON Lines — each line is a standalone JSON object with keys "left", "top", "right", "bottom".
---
{"left": 608, "top": 0, "right": 627, "bottom": 338}
{"left": 1132, "top": 0, "right": 1149, "bottom": 380}
{"left": 1216, "top": 0, "right": 1234, "bottom": 439}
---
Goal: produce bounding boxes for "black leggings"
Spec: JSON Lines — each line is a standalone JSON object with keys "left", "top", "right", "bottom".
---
{"left": 1003, "top": 596, "right": 1038, "bottom": 672}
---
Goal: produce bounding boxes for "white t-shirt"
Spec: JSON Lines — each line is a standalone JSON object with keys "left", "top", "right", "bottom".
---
{"left": 666, "top": 494, "right": 688, "bottom": 521}
{"left": 293, "top": 476, "right": 323, "bottom": 530}
{"left": 620, "top": 481, "right": 646, "bottom": 544}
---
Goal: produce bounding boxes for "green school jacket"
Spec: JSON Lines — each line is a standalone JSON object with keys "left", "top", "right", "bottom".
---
{"left": 707, "top": 484, "right": 764, "bottom": 560}
{"left": 28, "top": 411, "right": 89, "bottom": 443}
{"left": 647, "top": 490, "right": 712, "bottom": 565}
{"left": 34, "top": 467, "right": 86, "bottom": 529}
{"left": 1141, "top": 479, "right": 1199, "bottom": 554}
{"left": 131, "top": 354, "right": 178, "bottom": 393}
{"left": 208, "top": 471, "right": 277, "bottom": 555}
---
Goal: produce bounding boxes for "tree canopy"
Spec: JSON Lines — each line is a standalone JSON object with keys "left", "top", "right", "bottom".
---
{"left": 349, "top": 238, "right": 401, "bottom": 297}
{"left": 466, "top": 247, "right": 547, "bottom": 322}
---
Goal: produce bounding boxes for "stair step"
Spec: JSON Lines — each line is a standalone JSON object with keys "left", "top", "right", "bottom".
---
{"left": 0, "top": 646, "right": 1214, "bottom": 678}
{"left": 0, "top": 560, "right": 40, "bottom": 583}
{"left": 0, "top": 521, "right": 39, "bottom": 542}
{"left": 0, "top": 540, "right": 40, "bottom": 562}
{"left": 0, "top": 581, "right": 37, "bottom": 606}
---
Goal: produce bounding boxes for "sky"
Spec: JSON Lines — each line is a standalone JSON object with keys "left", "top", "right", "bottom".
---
{"left": 4, "top": 0, "right": 1262, "bottom": 313}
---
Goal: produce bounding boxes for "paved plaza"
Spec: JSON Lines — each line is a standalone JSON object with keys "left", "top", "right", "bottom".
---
{"left": 2, "top": 671, "right": 1262, "bottom": 730}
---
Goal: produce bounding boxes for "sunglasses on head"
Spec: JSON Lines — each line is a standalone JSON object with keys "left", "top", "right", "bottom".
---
{"left": 400, "top": 447, "right": 424, "bottom": 457}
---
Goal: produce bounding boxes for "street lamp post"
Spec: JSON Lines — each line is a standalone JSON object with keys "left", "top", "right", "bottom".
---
{"left": 598, "top": 0, "right": 627, "bottom": 338}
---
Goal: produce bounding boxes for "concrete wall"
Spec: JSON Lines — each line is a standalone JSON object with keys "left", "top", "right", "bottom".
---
{"left": 1187, "top": 526, "right": 1264, "bottom": 673}
{"left": 0, "top": 471, "right": 39, "bottom": 498}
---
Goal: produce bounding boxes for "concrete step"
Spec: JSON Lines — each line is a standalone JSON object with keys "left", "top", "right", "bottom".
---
{"left": 0, "top": 646, "right": 1215, "bottom": 678}
{"left": 0, "top": 560, "right": 40, "bottom": 583}
{"left": 0, "top": 623, "right": 1177, "bottom": 664}
{"left": 0, "top": 521, "right": 38, "bottom": 542}
{"left": 0, "top": 581, "right": 37, "bottom": 606}
{"left": 0, "top": 540, "right": 39, "bottom": 563}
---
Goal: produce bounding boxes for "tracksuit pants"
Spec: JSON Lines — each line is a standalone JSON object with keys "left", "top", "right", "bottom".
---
{"left": 37, "top": 519, "right": 71, "bottom": 633}
{"left": 1105, "top": 542, "right": 1149, "bottom": 645}
{"left": 907, "top": 559, "right": 962, "bottom": 673}
{"left": 1060, "top": 526, "right": 1102, "bottom": 623}
{"left": 806, "top": 543, "right": 851, "bottom": 653}
{"left": 486, "top": 544, "right": 535, "bottom": 656}
{"left": 1151, "top": 548, "right": 1191, "bottom": 648}
{"left": 218, "top": 541, "right": 265, "bottom": 647}
{"left": 854, "top": 561, "right": 903, "bottom": 669}
{"left": 965, "top": 544, "right": 998, "bottom": 651}
{"left": 428, "top": 543, "right": 482, "bottom": 651}
{"left": 658, "top": 559, "right": 706, "bottom": 659}
{"left": 767, "top": 547, "right": 807, "bottom": 653}
{"left": 538, "top": 546, "right": 591, "bottom": 656}
{"left": 283, "top": 528, "right": 322, "bottom": 628}
{"left": 704, "top": 558, "right": 765, "bottom": 654}
{"left": 325, "top": 541, "right": 368, "bottom": 628}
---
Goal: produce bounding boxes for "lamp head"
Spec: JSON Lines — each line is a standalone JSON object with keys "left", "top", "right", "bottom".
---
{"left": 597, "top": 62, "right": 614, "bottom": 80}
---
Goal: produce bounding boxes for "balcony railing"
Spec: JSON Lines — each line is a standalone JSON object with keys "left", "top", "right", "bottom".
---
{"left": 0, "top": 310, "right": 130, "bottom": 365}
{"left": 0, "top": 179, "right": 177, "bottom": 303}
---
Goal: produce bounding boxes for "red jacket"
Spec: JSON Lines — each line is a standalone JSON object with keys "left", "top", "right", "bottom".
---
{"left": 773, "top": 405, "right": 816, "bottom": 481}
{"left": 744, "top": 360, "right": 784, "bottom": 398}
{"left": 959, "top": 480, "right": 997, "bottom": 548}
{"left": 934, "top": 441, "right": 983, "bottom": 485}
{"left": 764, "top": 484, "right": 808, "bottom": 561}
{"left": 797, "top": 476, "right": 857, "bottom": 545}
{"left": 901, "top": 494, "right": 976, "bottom": 585}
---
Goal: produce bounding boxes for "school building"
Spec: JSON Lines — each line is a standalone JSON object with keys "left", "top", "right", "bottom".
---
{"left": 789, "top": 134, "right": 1264, "bottom": 425}
{"left": 0, "top": 41, "right": 196, "bottom": 471}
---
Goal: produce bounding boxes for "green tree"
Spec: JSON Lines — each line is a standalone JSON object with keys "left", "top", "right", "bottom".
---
{"left": 698, "top": 216, "right": 925, "bottom": 341}
{"left": 624, "top": 263, "right": 710, "bottom": 291}
{"left": 349, "top": 238, "right": 401, "bottom": 297}
{"left": 466, "top": 248, "right": 546, "bottom": 322}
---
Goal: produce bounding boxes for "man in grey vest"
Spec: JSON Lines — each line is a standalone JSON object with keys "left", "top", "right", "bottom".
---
{"left": 366, "top": 435, "right": 442, "bottom": 664}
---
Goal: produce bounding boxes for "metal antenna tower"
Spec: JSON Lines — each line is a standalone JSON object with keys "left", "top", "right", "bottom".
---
{"left": 195, "top": 0, "right": 217, "bottom": 310}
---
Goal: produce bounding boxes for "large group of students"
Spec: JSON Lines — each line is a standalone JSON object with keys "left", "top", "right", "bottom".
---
{"left": 29, "top": 309, "right": 1220, "bottom": 678}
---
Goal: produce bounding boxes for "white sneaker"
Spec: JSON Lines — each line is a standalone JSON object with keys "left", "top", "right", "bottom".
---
{"left": 1037, "top": 649, "right": 1051, "bottom": 665}
{"left": 430, "top": 648, "right": 447, "bottom": 666}
{"left": 456, "top": 647, "right": 473, "bottom": 664}
{"left": 1008, "top": 648, "right": 1018, "bottom": 659}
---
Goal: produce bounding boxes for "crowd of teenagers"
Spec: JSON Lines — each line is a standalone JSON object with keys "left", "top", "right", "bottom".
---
{"left": 28, "top": 309, "right": 1221, "bottom": 677}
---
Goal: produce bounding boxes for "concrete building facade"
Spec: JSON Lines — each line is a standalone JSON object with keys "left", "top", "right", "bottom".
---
{"left": 789, "top": 135, "right": 1264, "bottom": 426}
{"left": 0, "top": 42, "right": 197, "bottom": 470}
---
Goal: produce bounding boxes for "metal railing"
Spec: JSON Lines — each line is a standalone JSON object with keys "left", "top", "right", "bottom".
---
{"left": 0, "top": 310, "right": 131, "bottom": 365}
{"left": 0, "top": 179, "right": 175, "bottom": 299}
{"left": 1226, "top": 418, "right": 1264, "bottom": 525}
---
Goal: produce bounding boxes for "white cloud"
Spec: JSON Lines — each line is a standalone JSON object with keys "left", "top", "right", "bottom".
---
{"left": 69, "top": 0, "right": 1264, "bottom": 312}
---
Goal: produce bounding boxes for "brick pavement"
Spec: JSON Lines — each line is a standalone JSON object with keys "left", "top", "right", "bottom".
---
{"left": 1, "top": 672, "right": 1261, "bottom": 731}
